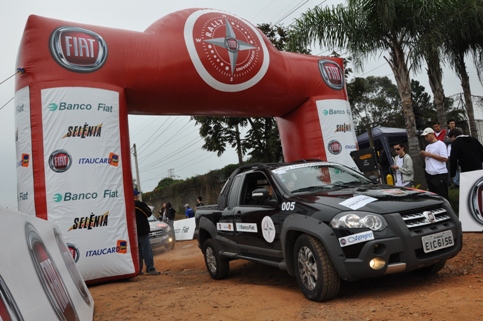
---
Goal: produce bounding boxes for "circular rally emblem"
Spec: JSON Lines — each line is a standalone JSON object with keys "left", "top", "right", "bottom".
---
{"left": 184, "top": 10, "right": 269, "bottom": 92}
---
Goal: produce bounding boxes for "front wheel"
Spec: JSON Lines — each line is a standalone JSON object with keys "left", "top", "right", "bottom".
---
{"left": 203, "top": 239, "right": 229, "bottom": 280}
{"left": 294, "top": 234, "right": 340, "bottom": 302}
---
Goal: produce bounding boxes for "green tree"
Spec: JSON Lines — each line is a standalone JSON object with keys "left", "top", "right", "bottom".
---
{"left": 191, "top": 116, "right": 248, "bottom": 166}
{"left": 290, "top": 0, "right": 435, "bottom": 188}
{"left": 347, "top": 76, "right": 403, "bottom": 135}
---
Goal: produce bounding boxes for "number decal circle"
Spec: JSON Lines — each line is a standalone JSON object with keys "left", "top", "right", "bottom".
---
{"left": 261, "top": 216, "right": 276, "bottom": 243}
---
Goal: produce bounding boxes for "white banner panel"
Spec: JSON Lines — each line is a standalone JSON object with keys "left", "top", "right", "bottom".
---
{"left": 0, "top": 207, "right": 94, "bottom": 321}
{"left": 15, "top": 86, "right": 36, "bottom": 216}
{"left": 317, "top": 99, "right": 358, "bottom": 170}
{"left": 459, "top": 170, "right": 483, "bottom": 232}
{"left": 41, "top": 87, "right": 132, "bottom": 281}
{"left": 173, "top": 218, "right": 196, "bottom": 241}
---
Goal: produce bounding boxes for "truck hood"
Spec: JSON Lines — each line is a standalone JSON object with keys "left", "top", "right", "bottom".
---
{"left": 291, "top": 185, "right": 445, "bottom": 214}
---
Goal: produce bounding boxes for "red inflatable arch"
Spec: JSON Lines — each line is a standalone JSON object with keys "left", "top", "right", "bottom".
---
{"left": 14, "top": 8, "right": 357, "bottom": 283}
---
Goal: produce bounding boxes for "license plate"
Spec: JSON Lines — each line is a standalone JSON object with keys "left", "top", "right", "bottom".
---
{"left": 421, "top": 230, "right": 454, "bottom": 253}
{"left": 151, "top": 237, "right": 163, "bottom": 244}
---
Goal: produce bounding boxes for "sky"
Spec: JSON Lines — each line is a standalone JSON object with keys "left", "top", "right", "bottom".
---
{"left": 1, "top": 0, "right": 483, "bottom": 210}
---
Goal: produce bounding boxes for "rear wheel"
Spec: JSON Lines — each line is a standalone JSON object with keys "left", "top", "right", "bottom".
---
{"left": 294, "top": 234, "right": 340, "bottom": 302}
{"left": 203, "top": 239, "right": 229, "bottom": 280}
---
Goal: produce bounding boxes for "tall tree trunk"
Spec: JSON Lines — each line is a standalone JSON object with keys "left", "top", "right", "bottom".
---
{"left": 235, "top": 123, "right": 243, "bottom": 166}
{"left": 386, "top": 41, "right": 427, "bottom": 190}
{"left": 455, "top": 53, "right": 478, "bottom": 138}
{"left": 426, "top": 55, "right": 447, "bottom": 126}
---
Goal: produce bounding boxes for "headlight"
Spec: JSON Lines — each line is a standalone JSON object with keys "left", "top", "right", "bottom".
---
{"left": 330, "top": 212, "right": 387, "bottom": 231}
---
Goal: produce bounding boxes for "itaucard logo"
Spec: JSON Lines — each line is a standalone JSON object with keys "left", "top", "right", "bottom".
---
{"left": 468, "top": 177, "right": 483, "bottom": 225}
{"left": 318, "top": 60, "right": 344, "bottom": 90}
{"left": 62, "top": 123, "right": 102, "bottom": 139}
{"left": 49, "top": 149, "right": 72, "bottom": 173}
{"left": 48, "top": 101, "right": 113, "bottom": 112}
{"left": 78, "top": 152, "right": 119, "bottom": 167}
{"left": 328, "top": 140, "right": 342, "bottom": 155}
{"left": 184, "top": 10, "right": 269, "bottom": 92}
{"left": 85, "top": 240, "right": 128, "bottom": 257}
{"left": 68, "top": 211, "right": 109, "bottom": 231}
{"left": 50, "top": 26, "right": 108, "bottom": 72}
{"left": 16, "top": 153, "right": 29, "bottom": 168}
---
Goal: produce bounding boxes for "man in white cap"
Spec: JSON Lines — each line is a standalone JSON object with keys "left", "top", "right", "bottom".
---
{"left": 184, "top": 204, "right": 195, "bottom": 218}
{"left": 419, "top": 127, "right": 449, "bottom": 199}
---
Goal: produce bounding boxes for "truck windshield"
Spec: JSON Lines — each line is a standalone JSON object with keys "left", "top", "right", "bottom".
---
{"left": 271, "top": 162, "right": 372, "bottom": 193}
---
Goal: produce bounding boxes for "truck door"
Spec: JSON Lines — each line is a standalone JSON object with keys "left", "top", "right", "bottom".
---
{"left": 231, "top": 172, "right": 282, "bottom": 258}
{"left": 216, "top": 175, "right": 242, "bottom": 238}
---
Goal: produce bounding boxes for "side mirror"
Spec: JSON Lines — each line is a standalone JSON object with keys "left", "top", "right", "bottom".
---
{"left": 369, "top": 175, "right": 379, "bottom": 184}
{"left": 252, "top": 188, "right": 269, "bottom": 201}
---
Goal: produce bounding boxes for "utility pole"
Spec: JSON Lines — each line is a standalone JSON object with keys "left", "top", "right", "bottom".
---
{"left": 132, "top": 143, "right": 142, "bottom": 201}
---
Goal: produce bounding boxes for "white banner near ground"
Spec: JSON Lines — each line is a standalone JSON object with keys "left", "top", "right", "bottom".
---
{"left": 0, "top": 207, "right": 94, "bottom": 321}
{"left": 173, "top": 218, "right": 196, "bottom": 241}
{"left": 459, "top": 170, "right": 483, "bottom": 232}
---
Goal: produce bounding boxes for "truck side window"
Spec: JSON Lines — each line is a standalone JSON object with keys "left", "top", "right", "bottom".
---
{"left": 227, "top": 176, "right": 242, "bottom": 209}
{"left": 240, "top": 172, "right": 272, "bottom": 205}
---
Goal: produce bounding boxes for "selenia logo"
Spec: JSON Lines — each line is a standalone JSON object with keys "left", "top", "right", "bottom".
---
{"left": 319, "top": 60, "right": 344, "bottom": 90}
{"left": 50, "top": 26, "right": 108, "bottom": 72}
{"left": 184, "top": 9, "right": 269, "bottom": 92}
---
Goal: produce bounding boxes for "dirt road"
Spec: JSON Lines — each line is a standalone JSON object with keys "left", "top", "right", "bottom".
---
{"left": 89, "top": 233, "right": 483, "bottom": 321}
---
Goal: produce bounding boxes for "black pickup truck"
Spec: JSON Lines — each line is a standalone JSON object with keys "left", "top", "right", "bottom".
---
{"left": 194, "top": 160, "right": 462, "bottom": 302}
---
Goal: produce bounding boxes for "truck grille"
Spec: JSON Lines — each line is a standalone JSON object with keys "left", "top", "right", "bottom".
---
{"left": 400, "top": 208, "right": 451, "bottom": 228}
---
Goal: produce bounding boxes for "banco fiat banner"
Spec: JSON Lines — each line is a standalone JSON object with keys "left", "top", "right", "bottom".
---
{"left": 15, "top": 86, "right": 36, "bottom": 216}
{"left": 317, "top": 99, "right": 358, "bottom": 170}
{"left": 41, "top": 87, "right": 132, "bottom": 281}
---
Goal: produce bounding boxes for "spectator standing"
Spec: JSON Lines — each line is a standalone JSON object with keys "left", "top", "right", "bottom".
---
{"left": 184, "top": 204, "right": 195, "bottom": 218}
{"left": 432, "top": 122, "right": 447, "bottom": 142}
{"left": 134, "top": 190, "right": 160, "bottom": 275}
{"left": 158, "top": 202, "right": 167, "bottom": 222}
{"left": 195, "top": 196, "right": 204, "bottom": 211}
{"left": 165, "top": 202, "right": 176, "bottom": 229}
{"left": 444, "top": 119, "right": 463, "bottom": 144}
{"left": 449, "top": 129, "right": 483, "bottom": 178}
{"left": 419, "top": 128, "right": 449, "bottom": 200}
{"left": 390, "top": 142, "right": 414, "bottom": 187}
{"left": 444, "top": 119, "right": 463, "bottom": 188}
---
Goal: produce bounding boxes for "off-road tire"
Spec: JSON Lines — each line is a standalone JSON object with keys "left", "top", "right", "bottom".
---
{"left": 294, "top": 234, "right": 340, "bottom": 302}
{"left": 203, "top": 239, "right": 229, "bottom": 280}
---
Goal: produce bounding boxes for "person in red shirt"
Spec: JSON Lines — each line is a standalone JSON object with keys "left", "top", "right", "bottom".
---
{"left": 432, "top": 122, "right": 447, "bottom": 142}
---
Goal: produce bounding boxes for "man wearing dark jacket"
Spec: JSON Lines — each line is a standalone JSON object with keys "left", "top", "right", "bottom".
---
{"left": 134, "top": 190, "right": 160, "bottom": 275}
{"left": 449, "top": 129, "right": 483, "bottom": 177}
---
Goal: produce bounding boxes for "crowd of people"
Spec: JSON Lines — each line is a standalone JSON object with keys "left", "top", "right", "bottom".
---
{"left": 388, "top": 119, "right": 483, "bottom": 200}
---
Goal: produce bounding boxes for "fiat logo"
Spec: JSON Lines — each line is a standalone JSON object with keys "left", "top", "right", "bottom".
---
{"left": 50, "top": 26, "right": 108, "bottom": 72}
{"left": 468, "top": 177, "right": 483, "bottom": 225}
{"left": 49, "top": 149, "right": 72, "bottom": 173}
{"left": 328, "top": 140, "right": 342, "bottom": 155}
{"left": 319, "top": 60, "right": 344, "bottom": 90}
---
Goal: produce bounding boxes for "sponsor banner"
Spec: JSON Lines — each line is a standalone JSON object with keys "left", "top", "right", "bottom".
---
{"left": 0, "top": 207, "right": 93, "bottom": 320}
{"left": 317, "top": 99, "right": 358, "bottom": 171}
{"left": 41, "top": 87, "right": 131, "bottom": 280}
{"left": 15, "top": 86, "right": 36, "bottom": 216}
{"left": 173, "top": 218, "right": 196, "bottom": 241}
{"left": 459, "top": 170, "right": 483, "bottom": 232}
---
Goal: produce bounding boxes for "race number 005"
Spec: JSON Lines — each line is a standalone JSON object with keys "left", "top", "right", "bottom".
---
{"left": 281, "top": 202, "right": 295, "bottom": 211}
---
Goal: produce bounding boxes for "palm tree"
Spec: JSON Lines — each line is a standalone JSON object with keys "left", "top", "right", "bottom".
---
{"left": 289, "top": 0, "right": 430, "bottom": 187}
{"left": 440, "top": 0, "right": 483, "bottom": 138}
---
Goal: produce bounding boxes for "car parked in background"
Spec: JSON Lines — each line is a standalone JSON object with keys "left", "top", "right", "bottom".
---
{"left": 148, "top": 215, "right": 175, "bottom": 250}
